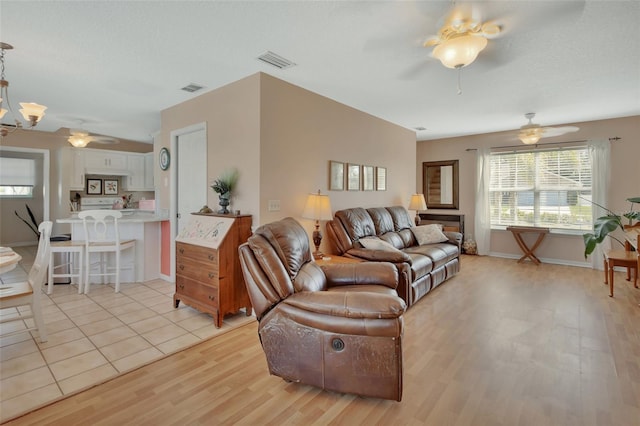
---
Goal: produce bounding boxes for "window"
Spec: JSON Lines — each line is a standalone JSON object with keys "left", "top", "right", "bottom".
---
{"left": 0, "top": 157, "right": 36, "bottom": 198}
{"left": 489, "top": 147, "right": 592, "bottom": 231}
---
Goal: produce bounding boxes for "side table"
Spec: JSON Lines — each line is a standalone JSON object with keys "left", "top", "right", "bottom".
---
{"left": 506, "top": 226, "right": 550, "bottom": 265}
{"left": 316, "top": 255, "right": 362, "bottom": 266}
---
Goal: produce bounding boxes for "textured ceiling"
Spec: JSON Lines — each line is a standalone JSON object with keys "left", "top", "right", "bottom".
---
{"left": 1, "top": 1, "right": 638, "bottom": 143}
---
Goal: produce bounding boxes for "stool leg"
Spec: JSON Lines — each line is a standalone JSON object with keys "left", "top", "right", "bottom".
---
{"left": 77, "top": 249, "right": 84, "bottom": 294}
{"left": 603, "top": 258, "right": 608, "bottom": 285}
{"left": 48, "top": 252, "right": 54, "bottom": 295}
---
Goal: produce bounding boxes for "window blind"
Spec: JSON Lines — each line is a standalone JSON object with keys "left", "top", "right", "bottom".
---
{"left": 0, "top": 157, "right": 36, "bottom": 186}
{"left": 489, "top": 147, "right": 593, "bottom": 231}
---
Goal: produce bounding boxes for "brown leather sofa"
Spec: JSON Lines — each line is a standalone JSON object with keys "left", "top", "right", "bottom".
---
{"left": 326, "top": 206, "right": 461, "bottom": 308}
{"left": 238, "top": 217, "right": 406, "bottom": 401}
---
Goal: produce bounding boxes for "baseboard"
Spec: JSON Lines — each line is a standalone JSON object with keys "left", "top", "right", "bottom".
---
{"left": 159, "top": 273, "right": 173, "bottom": 282}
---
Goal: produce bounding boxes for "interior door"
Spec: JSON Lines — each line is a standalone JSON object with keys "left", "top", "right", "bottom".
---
{"left": 176, "top": 129, "right": 207, "bottom": 234}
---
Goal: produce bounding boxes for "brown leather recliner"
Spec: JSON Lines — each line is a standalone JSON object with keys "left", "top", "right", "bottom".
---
{"left": 238, "top": 217, "right": 406, "bottom": 401}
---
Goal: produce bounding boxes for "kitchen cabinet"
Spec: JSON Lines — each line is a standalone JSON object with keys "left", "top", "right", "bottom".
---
{"left": 84, "top": 150, "right": 128, "bottom": 173}
{"left": 144, "top": 152, "right": 154, "bottom": 190}
{"left": 123, "top": 154, "right": 146, "bottom": 190}
{"left": 174, "top": 213, "right": 252, "bottom": 328}
{"left": 67, "top": 148, "right": 85, "bottom": 190}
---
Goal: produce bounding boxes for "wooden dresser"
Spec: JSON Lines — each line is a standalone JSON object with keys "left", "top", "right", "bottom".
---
{"left": 174, "top": 213, "right": 252, "bottom": 328}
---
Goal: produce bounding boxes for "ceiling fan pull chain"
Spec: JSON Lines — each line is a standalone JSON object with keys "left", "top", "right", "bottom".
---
{"left": 457, "top": 67, "right": 463, "bottom": 95}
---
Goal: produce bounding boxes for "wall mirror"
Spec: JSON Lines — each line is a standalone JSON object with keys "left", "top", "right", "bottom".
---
{"left": 422, "top": 160, "right": 459, "bottom": 209}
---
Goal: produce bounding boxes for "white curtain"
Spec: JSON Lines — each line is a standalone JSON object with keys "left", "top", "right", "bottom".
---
{"left": 588, "top": 139, "right": 611, "bottom": 269}
{"left": 475, "top": 147, "right": 491, "bottom": 255}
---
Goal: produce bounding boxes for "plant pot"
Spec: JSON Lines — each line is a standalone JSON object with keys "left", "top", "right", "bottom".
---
{"left": 218, "top": 194, "right": 231, "bottom": 214}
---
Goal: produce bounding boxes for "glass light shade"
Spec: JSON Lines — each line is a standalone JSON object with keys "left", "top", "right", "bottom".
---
{"left": 408, "top": 194, "right": 427, "bottom": 211}
{"left": 433, "top": 34, "right": 488, "bottom": 68}
{"left": 19, "top": 102, "right": 47, "bottom": 122}
{"left": 302, "top": 192, "right": 333, "bottom": 221}
{"left": 68, "top": 135, "right": 90, "bottom": 148}
{"left": 0, "top": 108, "right": 6, "bottom": 119}
{"left": 518, "top": 128, "right": 543, "bottom": 145}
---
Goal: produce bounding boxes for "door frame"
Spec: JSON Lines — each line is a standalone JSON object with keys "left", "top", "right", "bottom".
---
{"left": 169, "top": 122, "right": 207, "bottom": 280}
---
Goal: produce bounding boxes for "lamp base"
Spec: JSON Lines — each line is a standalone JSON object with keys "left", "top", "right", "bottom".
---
{"left": 312, "top": 250, "right": 325, "bottom": 260}
{"left": 415, "top": 214, "right": 421, "bottom": 226}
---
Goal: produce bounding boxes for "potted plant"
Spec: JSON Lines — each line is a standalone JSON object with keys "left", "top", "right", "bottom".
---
{"left": 583, "top": 196, "right": 640, "bottom": 258}
{"left": 211, "top": 168, "right": 239, "bottom": 214}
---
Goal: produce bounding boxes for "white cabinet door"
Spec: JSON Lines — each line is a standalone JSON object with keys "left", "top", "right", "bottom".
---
{"left": 68, "top": 148, "right": 85, "bottom": 189}
{"left": 144, "top": 152, "right": 154, "bottom": 190}
{"left": 123, "top": 154, "right": 145, "bottom": 190}
{"left": 84, "top": 150, "right": 128, "bottom": 171}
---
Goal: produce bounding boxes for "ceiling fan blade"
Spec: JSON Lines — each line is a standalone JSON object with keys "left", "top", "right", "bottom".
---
{"left": 541, "top": 126, "right": 580, "bottom": 138}
{"left": 90, "top": 136, "right": 120, "bottom": 144}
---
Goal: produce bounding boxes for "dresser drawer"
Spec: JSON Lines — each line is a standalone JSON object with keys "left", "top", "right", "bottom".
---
{"left": 175, "top": 275, "right": 219, "bottom": 307}
{"left": 176, "top": 257, "right": 218, "bottom": 285}
{"left": 176, "top": 242, "right": 218, "bottom": 264}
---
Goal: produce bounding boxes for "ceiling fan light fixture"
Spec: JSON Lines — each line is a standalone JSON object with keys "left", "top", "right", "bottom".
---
{"left": 68, "top": 134, "right": 91, "bottom": 148}
{"left": 432, "top": 34, "right": 488, "bottom": 69}
{"left": 518, "top": 130, "right": 542, "bottom": 145}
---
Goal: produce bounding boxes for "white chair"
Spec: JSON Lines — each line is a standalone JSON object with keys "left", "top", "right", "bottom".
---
{"left": 78, "top": 210, "right": 135, "bottom": 293}
{"left": 48, "top": 239, "right": 84, "bottom": 294}
{"left": 0, "top": 221, "right": 52, "bottom": 343}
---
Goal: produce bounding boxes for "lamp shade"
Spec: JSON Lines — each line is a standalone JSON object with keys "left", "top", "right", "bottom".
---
{"left": 302, "top": 190, "right": 333, "bottom": 221}
{"left": 432, "top": 34, "right": 487, "bottom": 69}
{"left": 68, "top": 134, "right": 91, "bottom": 148}
{"left": 19, "top": 102, "right": 47, "bottom": 122}
{"left": 408, "top": 194, "right": 427, "bottom": 211}
{"left": 518, "top": 128, "right": 543, "bottom": 145}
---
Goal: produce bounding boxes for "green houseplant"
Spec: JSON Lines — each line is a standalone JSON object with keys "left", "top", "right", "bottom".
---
{"left": 211, "top": 168, "right": 239, "bottom": 214}
{"left": 583, "top": 196, "right": 640, "bottom": 258}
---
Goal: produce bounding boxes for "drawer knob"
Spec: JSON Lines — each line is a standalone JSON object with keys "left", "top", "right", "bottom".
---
{"left": 179, "top": 248, "right": 184, "bottom": 254}
{"left": 208, "top": 272, "right": 215, "bottom": 279}
{"left": 208, "top": 295, "right": 215, "bottom": 301}
{"left": 179, "top": 284, "right": 184, "bottom": 289}
{"left": 179, "top": 265, "right": 184, "bottom": 270}
{"left": 208, "top": 254, "right": 214, "bottom": 261}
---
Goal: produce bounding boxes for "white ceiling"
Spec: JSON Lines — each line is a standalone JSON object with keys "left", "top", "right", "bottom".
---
{"left": 1, "top": 1, "right": 638, "bottom": 144}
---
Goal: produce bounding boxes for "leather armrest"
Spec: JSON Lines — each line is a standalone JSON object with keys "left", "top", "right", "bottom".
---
{"left": 346, "top": 247, "right": 411, "bottom": 264}
{"left": 321, "top": 262, "right": 399, "bottom": 289}
{"left": 283, "top": 291, "right": 406, "bottom": 319}
{"left": 444, "top": 231, "right": 463, "bottom": 246}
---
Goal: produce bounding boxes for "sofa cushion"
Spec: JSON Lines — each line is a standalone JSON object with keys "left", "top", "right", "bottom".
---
{"left": 404, "top": 243, "right": 459, "bottom": 269}
{"left": 367, "top": 207, "right": 395, "bottom": 235}
{"left": 335, "top": 207, "right": 377, "bottom": 241}
{"left": 404, "top": 253, "right": 433, "bottom": 280}
{"left": 411, "top": 224, "right": 448, "bottom": 245}
{"left": 360, "top": 237, "right": 403, "bottom": 253}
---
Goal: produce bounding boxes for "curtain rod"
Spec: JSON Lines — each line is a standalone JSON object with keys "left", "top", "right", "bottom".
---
{"left": 465, "top": 136, "right": 621, "bottom": 151}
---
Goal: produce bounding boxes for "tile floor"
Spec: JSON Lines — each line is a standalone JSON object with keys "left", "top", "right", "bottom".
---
{"left": 0, "top": 246, "right": 255, "bottom": 422}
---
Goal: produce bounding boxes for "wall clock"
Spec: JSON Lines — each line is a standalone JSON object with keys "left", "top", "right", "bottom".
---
{"left": 159, "top": 147, "right": 170, "bottom": 171}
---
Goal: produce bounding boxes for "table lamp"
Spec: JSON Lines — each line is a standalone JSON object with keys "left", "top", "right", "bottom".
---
{"left": 408, "top": 194, "right": 427, "bottom": 226}
{"left": 302, "top": 190, "right": 333, "bottom": 259}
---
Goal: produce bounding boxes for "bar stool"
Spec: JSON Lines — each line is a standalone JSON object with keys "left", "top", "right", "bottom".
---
{"left": 603, "top": 249, "right": 638, "bottom": 297}
{"left": 48, "top": 240, "right": 85, "bottom": 294}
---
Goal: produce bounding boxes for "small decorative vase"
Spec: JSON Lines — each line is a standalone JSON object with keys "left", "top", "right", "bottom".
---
{"left": 462, "top": 235, "right": 478, "bottom": 255}
{"left": 217, "top": 193, "right": 231, "bottom": 214}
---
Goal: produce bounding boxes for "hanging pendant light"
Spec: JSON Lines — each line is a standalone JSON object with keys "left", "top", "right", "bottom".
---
{"left": 0, "top": 42, "right": 47, "bottom": 137}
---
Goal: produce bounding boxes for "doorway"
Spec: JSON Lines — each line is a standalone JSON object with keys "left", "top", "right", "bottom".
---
{"left": 169, "top": 123, "right": 207, "bottom": 279}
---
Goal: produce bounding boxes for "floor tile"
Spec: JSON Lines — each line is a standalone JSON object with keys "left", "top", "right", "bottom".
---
{"left": 0, "top": 366, "right": 56, "bottom": 400}
{"left": 141, "top": 323, "right": 189, "bottom": 346}
{"left": 41, "top": 337, "right": 96, "bottom": 364}
{"left": 48, "top": 350, "right": 109, "bottom": 381}
{"left": 78, "top": 316, "right": 126, "bottom": 336}
{"left": 156, "top": 333, "right": 200, "bottom": 355}
{"left": 88, "top": 325, "right": 138, "bottom": 348}
{"left": 100, "top": 335, "right": 153, "bottom": 362}
{"left": 70, "top": 308, "right": 115, "bottom": 326}
{"left": 118, "top": 307, "right": 157, "bottom": 324}
{"left": 0, "top": 339, "right": 38, "bottom": 362}
{"left": 106, "top": 301, "right": 145, "bottom": 316}
{"left": 129, "top": 315, "right": 173, "bottom": 334}
{"left": 58, "top": 363, "right": 118, "bottom": 395}
{"left": 112, "top": 347, "right": 163, "bottom": 373}
{"left": 36, "top": 327, "right": 85, "bottom": 350}
{"left": 0, "top": 383, "right": 62, "bottom": 423}
{"left": 0, "top": 351, "right": 46, "bottom": 379}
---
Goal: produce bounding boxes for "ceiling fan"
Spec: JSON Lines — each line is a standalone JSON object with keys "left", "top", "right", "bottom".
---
{"left": 517, "top": 113, "right": 579, "bottom": 145}
{"left": 67, "top": 129, "right": 119, "bottom": 148}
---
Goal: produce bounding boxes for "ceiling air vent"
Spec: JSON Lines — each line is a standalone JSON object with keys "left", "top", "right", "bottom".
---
{"left": 414, "top": 127, "right": 427, "bottom": 131}
{"left": 181, "top": 83, "right": 205, "bottom": 93}
{"left": 257, "top": 51, "right": 296, "bottom": 69}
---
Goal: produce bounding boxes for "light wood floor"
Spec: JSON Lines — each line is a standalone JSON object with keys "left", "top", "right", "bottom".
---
{"left": 5, "top": 255, "right": 640, "bottom": 425}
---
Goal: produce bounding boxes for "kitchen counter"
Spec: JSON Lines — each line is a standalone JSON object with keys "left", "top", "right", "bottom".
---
{"left": 58, "top": 211, "right": 168, "bottom": 224}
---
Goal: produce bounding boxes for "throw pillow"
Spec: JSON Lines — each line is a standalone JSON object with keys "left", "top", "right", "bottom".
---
{"left": 411, "top": 224, "right": 449, "bottom": 245}
{"left": 359, "top": 237, "right": 402, "bottom": 253}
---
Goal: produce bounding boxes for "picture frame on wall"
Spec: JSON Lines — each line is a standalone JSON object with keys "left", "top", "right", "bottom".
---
{"left": 104, "top": 179, "right": 118, "bottom": 195}
{"left": 87, "top": 179, "right": 102, "bottom": 195}
{"left": 376, "top": 167, "right": 387, "bottom": 191}
{"left": 329, "top": 160, "right": 344, "bottom": 191}
{"left": 362, "top": 165, "right": 374, "bottom": 191}
{"left": 347, "top": 163, "right": 360, "bottom": 191}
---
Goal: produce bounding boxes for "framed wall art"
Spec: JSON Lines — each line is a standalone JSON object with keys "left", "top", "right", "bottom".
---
{"left": 329, "top": 160, "right": 344, "bottom": 191}
{"left": 347, "top": 163, "right": 360, "bottom": 191}
{"left": 87, "top": 179, "right": 102, "bottom": 195}
{"left": 376, "top": 167, "right": 386, "bottom": 191}
{"left": 362, "top": 165, "right": 374, "bottom": 191}
{"left": 104, "top": 179, "right": 118, "bottom": 195}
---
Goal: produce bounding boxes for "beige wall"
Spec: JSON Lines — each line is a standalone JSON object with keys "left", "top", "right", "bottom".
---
{"left": 159, "top": 72, "right": 416, "bottom": 254}
{"left": 417, "top": 115, "right": 640, "bottom": 266}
